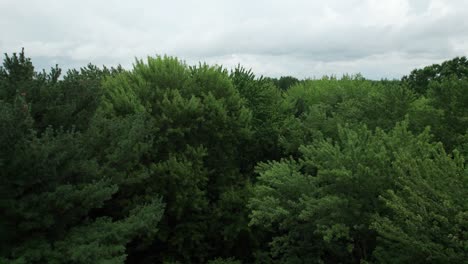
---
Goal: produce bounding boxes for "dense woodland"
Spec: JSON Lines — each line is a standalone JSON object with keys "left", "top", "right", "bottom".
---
{"left": 0, "top": 49, "right": 467, "bottom": 263}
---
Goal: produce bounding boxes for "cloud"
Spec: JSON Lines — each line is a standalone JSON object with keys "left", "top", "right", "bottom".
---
{"left": 1, "top": 0, "right": 467, "bottom": 79}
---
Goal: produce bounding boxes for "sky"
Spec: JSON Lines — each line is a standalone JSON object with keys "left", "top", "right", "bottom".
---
{"left": 1, "top": 0, "right": 468, "bottom": 79}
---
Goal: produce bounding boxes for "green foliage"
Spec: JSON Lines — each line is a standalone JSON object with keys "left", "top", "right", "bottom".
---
{"left": 372, "top": 148, "right": 467, "bottom": 263}
{"left": 362, "top": 82, "right": 416, "bottom": 131}
{"left": 402, "top": 56, "right": 468, "bottom": 94}
{"left": 0, "top": 48, "right": 35, "bottom": 101}
{"left": 230, "top": 66, "right": 284, "bottom": 165}
{"left": 1, "top": 50, "right": 467, "bottom": 264}
{"left": 0, "top": 51, "right": 164, "bottom": 264}
{"left": 278, "top": 75, "right": 376, "bottom": 154}
{"left": 249, "top": 121, "right": 466, "bottom": 263}
{"left": 0, "top": 49, "right": 116, "bottom": 133}
{"left": 32, "top": 64, "right": 121, "bottom": 132}
{"left": 409, "top": 76, "right": 468, "bottom": 151}
{"left": 266, "top": 76, "right": 300, "bottom": 91}
{"left": 0, "top": 123, "right": 164, "bottom": 263}
{"left": 97, "top": 56, "right": 254, "bottom": 262}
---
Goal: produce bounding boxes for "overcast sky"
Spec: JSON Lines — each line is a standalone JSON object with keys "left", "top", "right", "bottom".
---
{"left": 1, "top": 0, "right": 468, "bottom": 79}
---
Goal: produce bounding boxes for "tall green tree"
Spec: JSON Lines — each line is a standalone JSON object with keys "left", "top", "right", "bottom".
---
{"left": 409, "top": 76, "right": 468, "bottom": 152}
{"left": 402, "top": 56, "right": 468, "bottom": 94}
{"left": 248, "top": 121, "right": 466, "bottom": 263}
{"left": 372, "top": 147, "right": 467, "bottom": 263}
{"left": 0, "top": 51, "right": 164, "bottom": 264}
{"left": 98, "top": 56, "right": 253, "bottom": 262}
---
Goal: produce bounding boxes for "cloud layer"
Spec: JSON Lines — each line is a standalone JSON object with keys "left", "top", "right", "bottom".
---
{"left": 2, "top": 0, "right": 468, "bottom": 79}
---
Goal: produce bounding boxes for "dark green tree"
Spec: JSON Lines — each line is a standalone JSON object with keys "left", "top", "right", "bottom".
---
{"left": 0, "top": 51, "right": 164, "bottom": 264}
{"left": 98, "top": 56, "right": 253, "bottom": 262}
{"left": 248, "top": 121, "right": 466, "bottom": 263}
{"left": 409, "top": 76, "right": 468, "bottom": 152}
{"left": 372, "top": 147, "right": 467, "bottom": 263}
{"left": 402, "top": 56, "right": 468, "bottom": 94}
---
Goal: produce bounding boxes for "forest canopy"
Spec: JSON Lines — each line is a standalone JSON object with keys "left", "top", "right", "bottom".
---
{"left": 0, "top": 50, "right": 467, "bottom": 264}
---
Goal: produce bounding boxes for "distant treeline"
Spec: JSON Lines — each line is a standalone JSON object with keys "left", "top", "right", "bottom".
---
{"left": 1, "top": 49, "right": 467, "bottom": 263}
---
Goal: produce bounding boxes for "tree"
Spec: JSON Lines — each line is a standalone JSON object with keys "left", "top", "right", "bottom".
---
{"left": 2, "top": 49, "right": 467, "bottom": 263}
{"left": 0, "top": 48, "right": 35, "bottom": 101}
{"left": 372, "top": 147, "right": 467, "bottom": 263}
{"left": 98, "top": 56, "right": 253, "bottom": 262}
{"left": 0, "top": 116, "right": 164, "bottom": 263}
{"left": 278, "top": 75, "right": 376, "bottom": 156}
{"left": 402, "top": 56, "right": 468, "bottom": 94}
{"left": 230, "top": 66, "right": 284, "bottom": 166}
{"left": 248, "top": 121, "right": 466, "bottom": 263}
{"left": 409, "top": 76, "right": 468, "bottom": 152}
{"left": 0, "top": 51, "right": 164, "bottom": 264}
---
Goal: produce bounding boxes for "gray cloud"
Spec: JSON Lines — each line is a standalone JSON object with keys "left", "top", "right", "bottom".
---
{"left": 2, "top": 0, "right": 468, "bottom": 79}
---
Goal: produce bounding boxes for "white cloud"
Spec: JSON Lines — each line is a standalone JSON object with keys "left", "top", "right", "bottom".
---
{"left": 1, "top": 0, "right": 467, "bottom": 79}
